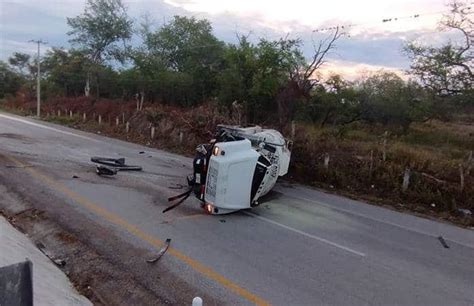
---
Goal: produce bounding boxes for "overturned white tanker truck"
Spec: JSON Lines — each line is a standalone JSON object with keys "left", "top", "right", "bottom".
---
{"left": 164, "top": 125, "right": 292, "bottom": 214}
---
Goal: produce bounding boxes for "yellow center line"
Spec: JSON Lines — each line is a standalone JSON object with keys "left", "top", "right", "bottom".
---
{"left": 4, "top": 154, "right": 270, "bottom": 306}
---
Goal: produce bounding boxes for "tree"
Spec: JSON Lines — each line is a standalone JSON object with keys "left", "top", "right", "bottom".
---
{"left": 216, "top": 36, "right": 304, "bottom": 123}
{"left": 125, "top": 16, "right": 167, "bottom": 108}
{"left": 357, "top": 72, "right": 429, "bottom": 131}
{"left": 141, "top": 16, "right": 224, "bottom": 105}
{"left": 405, "top": 0, "right": 472, "bottom": 96}
{"left": 217, "top": 36, "right": 257, "bottom": 113}
{"left": 276, "top": 28, "right": 343, "bottom": 125}
{"left": 291, "top": 28, "right": 343, "bottom": 96}
{"left": 217, "top": 32, "right": 341, "bottom": 125}
{"left": 0, "top": 61, "right": 24, "bottom": 98}
{"left": 8, "top": 52, "right": 31, "bottom": 75}
{"left": 145, "top": 16, "right": 223, "bottom": 72}
{"left": 67, "top": 0, "right": 132, "bottom": 96}
{"left": 253, "top": 38, "right": 304, "bottom": 124}
{"left": 41, "top": 48, "right": 90, "bottom": 97}
{"left": 299, "top": 74, "right": 360, "bottom": 127}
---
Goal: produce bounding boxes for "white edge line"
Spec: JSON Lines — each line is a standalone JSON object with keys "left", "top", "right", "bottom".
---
{"left": 0, "top": 113, "right": 99, "bottom": 142}
{"left": 0, "top": 113, "right": 194, "bottom": 166}
{"left": 243, "top": 211, "right": 366, "bottom": 257}
{"left": 284, "top": 192, "right": 474, "bottom": 250}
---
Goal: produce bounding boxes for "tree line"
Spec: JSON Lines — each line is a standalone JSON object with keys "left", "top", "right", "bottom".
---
{"left": 1, "top": 0, "right": 472, "bottom": 129}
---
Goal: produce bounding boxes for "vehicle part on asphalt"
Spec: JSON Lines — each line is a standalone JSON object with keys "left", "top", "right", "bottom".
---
{"left": 96, "top": 165, "right": 118, "bottom": 176}
{"left": 163, "top": 188, "right": 192, "bottom": 213}
{"left": 438, "top": 236, "right": 450, "bottom": 248}
{"left": 146, "top": 238, "right": 171, "bottom": 263}
{"left": 90, "top": 156, "right": 143, "bottom": 171}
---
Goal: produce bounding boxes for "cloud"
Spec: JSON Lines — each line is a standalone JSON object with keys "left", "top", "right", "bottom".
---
{"left": 159, "top": 0, "right": 451, "bottom": 71}
{"left": 318, "top": 59, "right": 406, "bottom": 81}
{"left": 164, "top": 0, "right": 446, "bottom": 31}
{"left": 0, "top": 0, "right": 455, "bottom": 79}
{"left": 0, "top": 0, "right": 73, "bottom": 60}
{"left": 1, "top": 39, "right": 52, "bottom": 59}
{"left": 3, "top": 0, "right": 84, "bottom": 19}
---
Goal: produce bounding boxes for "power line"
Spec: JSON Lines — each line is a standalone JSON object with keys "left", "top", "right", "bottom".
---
{"left": 312, "top": 9, "right": 453, "bottom": 33}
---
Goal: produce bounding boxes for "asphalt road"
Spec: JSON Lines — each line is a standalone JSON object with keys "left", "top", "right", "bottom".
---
{"left": 1, "top": 111, "right": 473, "bottom": 305}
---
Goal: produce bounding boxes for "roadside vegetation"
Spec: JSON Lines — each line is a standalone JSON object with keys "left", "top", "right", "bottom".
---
{"left": 0, "top": 0, "right": 472, "bottom": 226}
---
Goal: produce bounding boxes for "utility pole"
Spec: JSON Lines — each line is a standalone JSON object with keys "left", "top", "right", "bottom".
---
{"left": 29, "top": 39, "right": 47, "bottom": 117}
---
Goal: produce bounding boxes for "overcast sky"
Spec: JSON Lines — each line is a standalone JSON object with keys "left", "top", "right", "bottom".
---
{"left": 0, "top": 0, "right": 451, "bottom": 78}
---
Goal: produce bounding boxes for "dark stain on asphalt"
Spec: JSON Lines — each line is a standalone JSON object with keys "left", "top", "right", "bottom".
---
{"left": 0, "top": 133, "right": 27, "bottom": 139}
{"left": 0, "top": 133, "right": 35, "bottom": 143}
{"left": 438, "top": 236, "right": 450, "bottom": 248}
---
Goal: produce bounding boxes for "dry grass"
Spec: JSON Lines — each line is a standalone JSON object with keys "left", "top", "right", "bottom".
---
{"left": 289, "top": 121, "right": 473, "bottom": 226}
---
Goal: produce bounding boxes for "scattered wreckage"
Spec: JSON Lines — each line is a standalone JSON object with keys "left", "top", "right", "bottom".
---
{"left": 90, "top": 125, "right": 292, "bottom": 215}
{"left": 91, "top": 156, "right": 142, "bottom": 175}
{"left": 165, "top": 125, "right": 292, "bottom": 214}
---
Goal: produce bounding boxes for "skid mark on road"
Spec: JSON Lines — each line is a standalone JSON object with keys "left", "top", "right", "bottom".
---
{"left": 0, "top": 113, "right": 98, "bottom": 142}
{"left": 244, "top": 211, "right": 366, "bottom": 257}
{"left": 4, "top": 154, "right": 269, "bottom": 306}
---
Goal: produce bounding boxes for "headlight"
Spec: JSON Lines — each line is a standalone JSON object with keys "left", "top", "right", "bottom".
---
{"left": 212, "top": 146, "right": 220, "bottom": 156}
{"left": 206, "top": 204, "right": 213, "bottom": 213}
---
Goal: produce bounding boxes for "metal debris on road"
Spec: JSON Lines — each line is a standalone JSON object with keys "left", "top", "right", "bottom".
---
{"left": 91, "top": 156, "right": 142, "bottom": 171}
{"left": 163, "top": 189, "right": 192, "bottom": 213}
{"left": 438, "top": 236, "right": 450, "bottom": 248}
{"left": 96, "top": 165, "right": 117, "bottom": 176}
{"left": 146, "top": 238, "right": 171, "bottom": 263}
